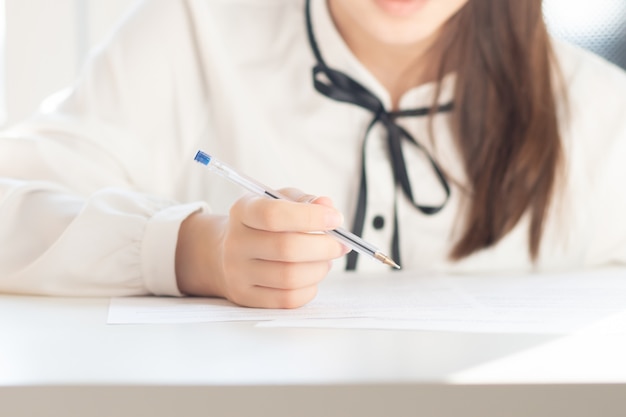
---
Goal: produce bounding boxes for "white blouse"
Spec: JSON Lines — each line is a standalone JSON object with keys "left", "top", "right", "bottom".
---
{"left": 1, "top": 0, "right": 625, "bottom": 296}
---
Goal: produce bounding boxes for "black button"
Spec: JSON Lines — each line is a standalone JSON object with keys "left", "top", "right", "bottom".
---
{"left": 372, "top": 215, "right": 385, "bottom": 230}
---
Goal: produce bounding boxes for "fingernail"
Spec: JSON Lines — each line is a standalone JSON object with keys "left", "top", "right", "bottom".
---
{"left": 325, "top": 210, "right": 344, "bottom": 229}
{"left": 297, "top": 194, "right": 318, "bottom": 204}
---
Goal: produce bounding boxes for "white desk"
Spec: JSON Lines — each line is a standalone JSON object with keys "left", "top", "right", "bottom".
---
{"left": 1, "top": 295, "right": 626, "bottom": 417}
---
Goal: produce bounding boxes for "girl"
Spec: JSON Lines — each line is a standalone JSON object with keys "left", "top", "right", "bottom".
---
{"left": 1, "top": 0, "right": 625, "bottom": 308}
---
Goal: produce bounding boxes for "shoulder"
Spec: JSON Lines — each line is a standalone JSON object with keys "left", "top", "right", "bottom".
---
{"left": 198, "top": 0, "right": 305, "bottom": 24}
{"left": 545, "top": 40, "right": 626, "bottom": 264}
{"left": 189, "top": 0, "right": 308, "bottom": 59}
{"left": 551, "top": 38, "right": 626, "bottom": 109}
{"left": 551, "top": 39, "right": 626, "bottom": 220}
{"left": 550, "top": 39, "right": 626, "bottom": 216}
{"left": 551, "top": 39, "right": 626, "bottom": 156}
{"left": 124, "top": 0, "right": 306, "bottom": 36}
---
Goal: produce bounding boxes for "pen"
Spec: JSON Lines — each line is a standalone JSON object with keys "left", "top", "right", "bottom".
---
{"left": 194, "top": 150, "right": 401, "bottom": 269}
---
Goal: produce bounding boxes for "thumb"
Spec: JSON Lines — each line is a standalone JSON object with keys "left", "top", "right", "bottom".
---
{"left": 277, "top": 188, "right": 335, "bottom": 208}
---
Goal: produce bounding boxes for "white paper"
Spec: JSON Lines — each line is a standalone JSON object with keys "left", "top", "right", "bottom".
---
{"left": 108, "top": 268, "right": 626, "bottom": 334}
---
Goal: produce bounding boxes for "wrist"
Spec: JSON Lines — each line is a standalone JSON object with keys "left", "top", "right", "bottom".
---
{"left": 175, "top": 212, "right": 228, "bottom": 298}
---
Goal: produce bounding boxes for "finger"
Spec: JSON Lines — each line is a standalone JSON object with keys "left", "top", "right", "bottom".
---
{"left": 246, "top": 259, "right": 332, "bottom": 290}
{"left": 276, "top": 187, "right": 317, "bottom": 203}
{"left": 234, "top": 229, "right": 348, "bottom": 262}
{"left": 233, "top": 194, "right": 344, "bottom": 232}
{"left": 277, "top": 188, "right": 334, "bottom": 207}
{"left": 232, "top": 284, "right": 319, "bottom": 309}
{"left": 311, "top": 196, "right": 334, "bottom": 207}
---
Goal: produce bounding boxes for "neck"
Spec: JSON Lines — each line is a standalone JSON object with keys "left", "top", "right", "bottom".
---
{"left": 328, "top": 3, "right": 439, "bottom": 109}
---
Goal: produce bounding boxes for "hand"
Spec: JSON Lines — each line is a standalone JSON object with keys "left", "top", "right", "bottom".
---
{"left": 175, "top": 189, "right": 349, "bottom": 308}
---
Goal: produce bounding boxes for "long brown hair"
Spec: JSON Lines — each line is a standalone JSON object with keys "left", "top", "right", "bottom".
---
{"left": 431, "top": 0, "right": 563, "bottom": 260}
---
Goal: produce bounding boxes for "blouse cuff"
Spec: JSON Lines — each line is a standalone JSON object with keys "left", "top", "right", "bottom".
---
{"left": 141, "top": 202, "right": 208, "bottom": 296}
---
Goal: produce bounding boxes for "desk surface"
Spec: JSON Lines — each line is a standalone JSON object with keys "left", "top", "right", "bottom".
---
{"left": 2, "top": 295, "right": 626, "bottom": 417}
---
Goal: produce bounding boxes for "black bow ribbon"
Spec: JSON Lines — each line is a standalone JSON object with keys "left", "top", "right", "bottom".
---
{"left": 304, "top": 0, "right": 453, "bottom": 270}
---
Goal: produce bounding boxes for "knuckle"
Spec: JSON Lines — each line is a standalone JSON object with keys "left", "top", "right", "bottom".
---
{"left": 305, "top": 206, "right": 318, "bottom": 230}
{"left": 273, "top": 234, "right": 297, "bottom": 259}
{"left": 278, "top": 264, "right": 299, "bottom": 289}
{"left": 276, "top": 291, "right": 306, "bottom": 309}
{"left": 229, "top": 196, "right": 247, "bottom": 220}
{"left": 278, "top": 286, "right": 318, "bottom": 309}
{"left": 318, "top": 238, "right": 343, "bottom": 260}
{"left": 257, "top": 202, "right": 283, "bottom": 231}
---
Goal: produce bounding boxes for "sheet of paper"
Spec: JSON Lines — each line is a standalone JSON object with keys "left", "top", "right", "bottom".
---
{"left": 108, "top": 268, "right": 626, "bottom": 334}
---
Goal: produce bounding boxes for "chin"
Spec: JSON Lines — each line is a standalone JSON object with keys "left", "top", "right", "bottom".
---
{"left": 369, "top": 21, "right": 439, "bottom": 46}
{"left": 373, "top": 0, "right": 430, "bottom": 18}
{"left": 361, "top": 0, "right": 466, "bottom": 45}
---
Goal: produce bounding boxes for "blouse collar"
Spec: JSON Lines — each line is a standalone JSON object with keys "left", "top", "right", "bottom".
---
{"left": 310, "top": 0, "right": 456, "bottom": 111}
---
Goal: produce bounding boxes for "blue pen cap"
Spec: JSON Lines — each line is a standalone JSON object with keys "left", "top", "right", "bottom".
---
{"left": 194, "top": 150, "right": 211, "bottom": 166}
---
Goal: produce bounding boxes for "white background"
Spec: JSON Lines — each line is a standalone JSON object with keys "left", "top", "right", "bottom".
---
{"left": 2, "top": 0, "right": 135, "bottom": 128}
{"left": 1, "top": 0, "right": 623, "bottom": 129}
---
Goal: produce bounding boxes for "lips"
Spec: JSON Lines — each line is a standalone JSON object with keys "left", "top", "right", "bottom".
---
{"left": 374, "top": 0, "right": 428, "bottom": 16}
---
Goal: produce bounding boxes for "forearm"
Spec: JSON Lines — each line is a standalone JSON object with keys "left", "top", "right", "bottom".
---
{"left": 0, "top": 178, "right": 204, "bottom": 296}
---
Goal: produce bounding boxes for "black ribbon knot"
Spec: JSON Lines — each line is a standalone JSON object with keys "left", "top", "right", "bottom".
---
{"left": 305, "top": 0, "right": 453, "bottom": 270}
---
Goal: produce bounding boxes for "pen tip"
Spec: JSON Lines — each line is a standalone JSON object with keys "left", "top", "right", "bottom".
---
{"left": 389, "top": 260, "right": 401, "bottom": 270}
{"left": 375, "top": 252, "right": 401, "bottom": 270}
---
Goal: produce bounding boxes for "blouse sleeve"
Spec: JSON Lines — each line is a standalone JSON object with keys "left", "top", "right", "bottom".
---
{"left": 0, "top": 0, "right": 210, "bottom": 296}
